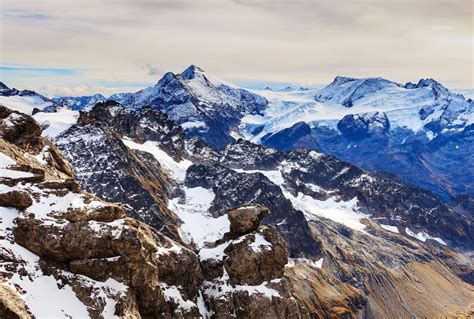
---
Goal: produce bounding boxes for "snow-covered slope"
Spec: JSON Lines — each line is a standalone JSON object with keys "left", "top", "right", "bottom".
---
{"left": 239, "top": 77, "right": 473, "bottom": 200}
{"left": 120, "top": 65, "right": 268, "bottom": 148}
{"left": 0, "top": 82, "right": 79, "bottom": 138}
{"left": 0, "top": 82, "right": 56, "bottom": 115}
{"left": 53, "top": 93, "right": 106, "bottom": 110}
{"left": 241, "top": 77, "right": 473, "bottom": 142}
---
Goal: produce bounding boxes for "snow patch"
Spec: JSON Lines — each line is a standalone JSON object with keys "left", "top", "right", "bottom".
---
{"left": 380, "top": 224, "right": 399, "bottom": 233}
{"left": 284, "top": 191, "right": 368, "bottom": 231}
{"left": 405, "top": 228, "right": 446, "bottom": 245}
{"left": 33, "top": 108, "right": 79, "bottom": 138}
{"left": 122, "top": 138, "right": 192, "bottom": 182}
{"left": 169, "top": 187, "right": 229, "bottom": 248}
{"left": 160, "top": 283, "right": 197, "bottom": 311}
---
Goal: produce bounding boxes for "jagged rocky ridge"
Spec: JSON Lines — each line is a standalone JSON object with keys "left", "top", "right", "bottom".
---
{"left": 53, "top": 94, "right": 107, "bottom": 110}
{"left": 0, "top": 105, "right": 310, "bottom": 318}
{"left": 57, "top": 102, "right": 473, "bottom": 252}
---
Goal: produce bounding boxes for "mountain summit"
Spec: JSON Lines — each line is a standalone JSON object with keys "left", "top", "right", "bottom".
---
{"left": 119, "top": 65, "right": 268, "bottom": 148}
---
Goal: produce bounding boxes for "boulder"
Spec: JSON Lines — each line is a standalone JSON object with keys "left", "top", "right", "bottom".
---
{"left": 227, "top": 204, "right": 269, "bottom": 237}
{"left": 0, "top": 279, "right": 31, "bottom": 319}
{"left": 0, "top": 105, "right": 43, "bottom": 150}
{"left": 0, "top": 190, "right": 32, "bottom": 210}
{"left": 224, "top": 226, "right": 288, "bottom": 285}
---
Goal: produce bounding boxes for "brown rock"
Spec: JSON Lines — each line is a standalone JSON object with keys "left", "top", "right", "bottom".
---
{"left": 0, "top": 190, "right": 32, "bottom": 210}
{"left": 213, "top": 283, "right": 309, "bottom": 319}
{"left": 60, "top": 204, "right": 127, "bottom": 222}
{"left": 0, "top": 105, "right": 43, "bottom": 150}
{"left": 0, "top": 164, "right": 45, "bottom": 187}
{"left": 0, "top": 279, "right": 31, "bottom": 319}
{"left": 44, "top": 143, "right": 75, "bottom": 178}
{"left": 36, "top": 179, "right": 81, "bottom": 192}
{"left": 201, "top": 206, "right": 309, "bottom": 319}
{"left": 224, "top": 226, "right": 288, "bottom": 286}
{"left": 227, "top": 204, "right": 269, "bottom": 237}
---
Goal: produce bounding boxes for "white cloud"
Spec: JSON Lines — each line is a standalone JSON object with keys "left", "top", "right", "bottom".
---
{"left": 144, "top": 64, "right": 163, "bottom": 76}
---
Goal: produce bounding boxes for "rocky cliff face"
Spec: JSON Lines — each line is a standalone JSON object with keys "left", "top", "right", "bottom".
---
{"left": 0, "top": 105, "right": 204, "bottom": 317}
{"left": 0, "top": 106, "right": 312, "bottom": 318}
{"left": 199, "top": 205, "right": 309, "bottom": 318}
{"left": 54, "top": 101, "right": 191, "bottom": 238}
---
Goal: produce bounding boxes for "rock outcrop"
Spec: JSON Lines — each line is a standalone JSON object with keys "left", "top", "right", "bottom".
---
{"left": 226, "top": 204, "right": 269, "bottom": 238}
{"left": 200, "top": 205, "right": 309, "bottom": 318}
{"left": 0, "top": 106, "right": 205, "bottom": 318}
{"left": 337, "top": 111, "right": 390, "bottom": 141}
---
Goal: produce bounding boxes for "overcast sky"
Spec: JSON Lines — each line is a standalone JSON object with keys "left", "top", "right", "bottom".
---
{"left": 1, "top": 0, "right": 472, "bottom": 96}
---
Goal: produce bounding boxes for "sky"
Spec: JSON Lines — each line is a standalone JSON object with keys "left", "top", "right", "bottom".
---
{"left": 0, "top": 0, "right": 472, "bottom": 97}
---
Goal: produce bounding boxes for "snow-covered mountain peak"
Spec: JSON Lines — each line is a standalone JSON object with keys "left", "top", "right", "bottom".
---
{"left": 316, "top": 76, "right": 399, "bottom": 107}
{"left": 53, "top": 93, "right": 106, "bottom": 111}
{"left": 413, "top": 78, "right": 452, "bottom": 100}
{"left": 180, "top": 64, "right": 206, "bottom": 80}
{"left": 0, "top": 82, "right": 10, "bottom": 91}
{"left": 331, "top": 76, "right": 358, "bottom": 86}
{"left": 152, "top": 65, "right": 228, "bottom": 101}
{"left": 157, "top": 71, "right": 178, "bottom": 84}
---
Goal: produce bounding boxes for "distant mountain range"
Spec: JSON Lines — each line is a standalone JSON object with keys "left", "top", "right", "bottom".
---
{"left": 0, "top": 66, "right": 472, "bottom": 201}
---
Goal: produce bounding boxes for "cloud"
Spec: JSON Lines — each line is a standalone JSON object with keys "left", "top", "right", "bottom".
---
{"left": 2, "top": 9, "right": 52, "bottom": 20}
{"left": 145, "top": 64, "right": 163, "bottom": 76}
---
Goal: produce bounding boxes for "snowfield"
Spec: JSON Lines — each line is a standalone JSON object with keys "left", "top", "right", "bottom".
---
{"left": 240, "top": 79, "right": 473, "bottom": 142}
{"left": 122, "top": 137, "right": 230, "bottom": 248}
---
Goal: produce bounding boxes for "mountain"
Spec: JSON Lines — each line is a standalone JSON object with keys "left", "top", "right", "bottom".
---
{"left": 12, "top": 71, "right": 471, "bottom": 201}
{"left": 0, "top": 105, "right": 309, "bottom": 317}
{"left": 108, "top": 92, "right": 133, "bottom": 104}
{"left": 0, "top": 94, "right": 473, "bottom": 317}
{"left": 53, "top": 93, "right": 106, "bottom": 110}
{"left": 0, "top": 82, "right": 80, "bottom": 139}
{"left": 119, "top": 65, "right": 268, "bottom": 149}
{"left": 241, "top": 77, "right": 474, "bottom": 200}
{"left": 56, "top": 101, "right": 474, "bottom": 316}
{"left": 0, "top": 81, "right": 57, "bottom": 114}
